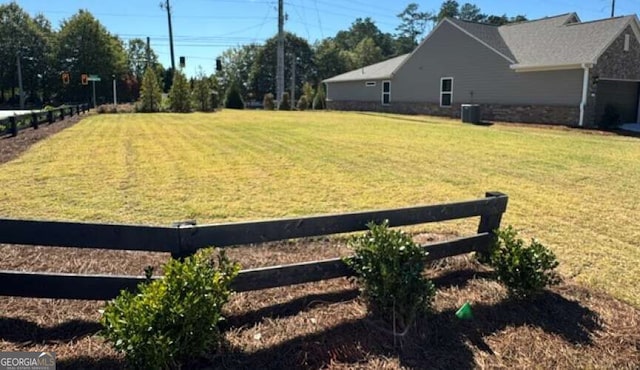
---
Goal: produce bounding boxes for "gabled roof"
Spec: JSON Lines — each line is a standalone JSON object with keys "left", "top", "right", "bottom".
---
{"left": 447, "top": 18, "right": 515, "bottom": 61}
{"left": 322, "top": 54, "right": 409, "bottom": 83}
{"left": 500, "top": 13, "right": 639, "bottom": 69}
{"left": 323, "top": 12, "right": 640, "bottom": 83}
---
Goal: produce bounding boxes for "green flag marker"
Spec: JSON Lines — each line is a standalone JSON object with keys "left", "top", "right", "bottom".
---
{"left": 456, "top": 302, "right": 473, "bottom": 320}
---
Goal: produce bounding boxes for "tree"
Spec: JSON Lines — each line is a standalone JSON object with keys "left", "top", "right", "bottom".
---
{"left": 56, "top": 10, "right": 128, "bottom": 103}
{"left": 192, "top": 68, "right": 213, "bottom": 112}
{"left": 0, "top": 3, "right": 52, "bottom": 105}
{"left": 312, "top": 84, "right": 326, "bottom": 110}
{"left": 396, "top": 3, "right": 432, "bottom": 47}
{"left": 459, "top": 3, "right": 486, "bottom": 22}
{"left": 215, "top": 44, "right": 261, "bottom": 101}
{"left": 436, "top": 0, "right": 460, "bottom": 22}
{"left": 301, "top": 82, "right": 314, "bottom": 109}
{"left": 335, "top": 18, "right": 396, "bottom": 58}
{"left": 127, "top": 38, "right": 159, "bottom": 81}
{"left": 349, "top": 37, "right": 384, "bottom": 69}
{"left": 249, "top": 32, "right": 314, "bottom": 103}
{"left": 168, "top": 69, "right": 191, "bottom": 113}
{"left": 313, "top": 39, "right": 352, "bottom": 82}
{"left": 224, "top": 81, "right": 244, "bottom": 109}
{"left": 139, "top": 67, "right": 162, "bottom": 112}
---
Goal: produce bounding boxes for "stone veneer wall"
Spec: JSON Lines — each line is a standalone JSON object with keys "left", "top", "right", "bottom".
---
{"left": 584, "top": 25, "right": 640, "bottom": 127}
{"left": 327, "top": 100, "right": 579, "bottom": 125}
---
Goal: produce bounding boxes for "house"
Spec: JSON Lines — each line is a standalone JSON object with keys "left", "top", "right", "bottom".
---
{"left": 323, "top": 13, "right": 640, "bottom": 127}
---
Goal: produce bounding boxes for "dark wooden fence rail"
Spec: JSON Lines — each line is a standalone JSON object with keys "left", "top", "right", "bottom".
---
{"left": 0, "top": 104, "right": 90, "bottom": 137}
{"left": 0, "top": 192, "right": 508, "bottom": 300}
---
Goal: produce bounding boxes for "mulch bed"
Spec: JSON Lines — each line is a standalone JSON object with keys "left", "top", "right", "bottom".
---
{"left": 0, "top": 113, "right": 88, "bottom": 164}
{"left": 1, "top": 235, "right": 639, "bottom": 369}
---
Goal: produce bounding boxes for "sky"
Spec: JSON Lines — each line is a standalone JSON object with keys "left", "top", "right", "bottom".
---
{"left": 10, "top": 0, "right": 640, "bottom": 76}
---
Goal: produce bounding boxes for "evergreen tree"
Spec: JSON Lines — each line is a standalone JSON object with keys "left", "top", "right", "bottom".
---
{"left": 224, "top": 81, "right": 244, "bottom": 109}
{"left": 168, "top": 69, "right": 191, "bottom": 113}
{"left": 139, "top": 67, "right": 162, "bottom": 112}
{"left": 312, "top": 84, "right": 326, "bottom": 110}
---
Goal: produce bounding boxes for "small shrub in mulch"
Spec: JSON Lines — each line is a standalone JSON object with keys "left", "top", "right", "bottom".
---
{"left": 100, "top": 249, "right": 239, "bottom": 369}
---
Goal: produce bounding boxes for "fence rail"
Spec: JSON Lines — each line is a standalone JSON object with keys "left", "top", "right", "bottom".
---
{"left": 0, "top": 192, "right": 508, "bottom": 300}
{"left": 0, "top": 104, "right": 90, "bottom": 137}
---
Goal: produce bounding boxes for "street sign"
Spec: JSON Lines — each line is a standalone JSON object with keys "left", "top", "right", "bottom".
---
{"left": 88, "top": 75, "right": 101, "bottom": 82}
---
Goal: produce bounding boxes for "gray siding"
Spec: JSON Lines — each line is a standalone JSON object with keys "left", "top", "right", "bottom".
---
{"left": 326, "top": 79, "right": 385, "bottom": 102}
{"left": 392, "top": 21, "right": 583, "bottom": 106}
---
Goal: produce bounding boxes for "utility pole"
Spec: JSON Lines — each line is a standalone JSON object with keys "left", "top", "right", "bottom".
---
{"left": 161, "top": 0, "right": 176, "bottom": 72}
{"left": 611, "top": 0, "right": 615, "bottom": 17}
{"left": 277, "top": 0, "right": 285, "bottom": 107}
{"left": 17, "top": 54, "right": 24, "bottom": 109}
{"left": 113, "top": 75, "right": 117, "bottom": 105}
{"left": 290, "top": 54, "right": 296, "bottom": 105}
{"left": 146, "top": 36, "right": 151, "bottom": 70}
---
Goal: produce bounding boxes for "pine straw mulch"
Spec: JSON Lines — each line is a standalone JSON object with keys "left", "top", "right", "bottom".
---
{"left": 0, "top": 112, "right": 88, "bottom": 164}
{"left": 1, "top": 235, "right": 639, "bottom": 369}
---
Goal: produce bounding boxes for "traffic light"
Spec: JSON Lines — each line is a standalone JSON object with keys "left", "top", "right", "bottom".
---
{"left": 62, "top": 72, "right": 70, "bottom": 85}
{"left": 216, "top": 58, "right": 222, "bottom": 72}
{"left": 81, "top": 74, "right": 88, "bottom": 85}
{"left": 179, "top": 56, "right": 185, "bottom": 68}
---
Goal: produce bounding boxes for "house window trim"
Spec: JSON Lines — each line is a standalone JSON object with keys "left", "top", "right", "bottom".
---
{"left": 624, "top": 34, "right": 630, "bottom": 52}
{"left": 440, "top": 77, "right": 454, "bottom": 108}
{"left": 382, "top": 80, "right": 391, "bottom": 105}
{"left": 366, "top": 81, "right": 376, "bottom": 87}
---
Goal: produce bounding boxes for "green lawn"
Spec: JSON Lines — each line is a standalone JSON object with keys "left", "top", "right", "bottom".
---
{"left": 1, "top": 110, "right": 639, "bottom": 306}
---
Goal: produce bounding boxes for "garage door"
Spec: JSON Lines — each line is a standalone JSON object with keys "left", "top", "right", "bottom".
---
{"left": 595, "top": 80, "right": 640, "bottom": 124}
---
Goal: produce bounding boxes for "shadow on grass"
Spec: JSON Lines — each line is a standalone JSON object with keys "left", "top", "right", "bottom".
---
{"left": 0, "top": 317, "right": 101, "bottom": 343}
{"left": 222, "top": 289, "right": 601, "bottom": 369}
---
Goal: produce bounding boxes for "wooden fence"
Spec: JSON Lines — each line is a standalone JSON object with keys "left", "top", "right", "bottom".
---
{"left": 0, "top": 104, "right": 90, "bottom": 137}
{"left": 0, "top": 192, "right": 508, "bottom": 300}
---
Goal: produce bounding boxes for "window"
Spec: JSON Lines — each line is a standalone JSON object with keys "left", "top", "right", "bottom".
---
{"left": 366, "top": 81, "right": 376, "bottom": 87}
{"left": 440, "top": 77, "right": 453, "bottom": 107}
{"left": 382, "top": 81, "right": 390, "bottom": 105}
{"left": 624, "top": 34, "right": 630, "bottom": 52}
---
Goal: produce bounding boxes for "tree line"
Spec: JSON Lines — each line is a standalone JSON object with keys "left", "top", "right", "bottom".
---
{"left": 0, "top": 1, "right": 525, "bottom": 108}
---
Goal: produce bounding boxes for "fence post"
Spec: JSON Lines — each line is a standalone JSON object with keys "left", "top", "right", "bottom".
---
{"left": 477, "top": 191, "right": 507, "bottom": 258}
{"left": 59, "top": 108, "right": 65, "bottom": 121}
{"left": 171, "top": 220, "right": 197, "bottom": 260}
{"left": 70, "top": 106, "right": 75, "bottom": 117}
{"left": 9, "top": 116, "right": 17, "bottom": 137}
{"left": 47, "top": 110, "right": 54, "bottom": 124}
{"left": 31, "top": 112, "right": 38, "bottom": 130}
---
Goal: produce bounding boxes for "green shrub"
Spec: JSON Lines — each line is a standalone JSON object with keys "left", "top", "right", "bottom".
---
{"left": 346, "top": 221, "right": 435, "bottom": 331}
{"left": 279, "top": 92, "right": 291, "bottom": 110}
{"left": 489, "top": 226, "right": 561, "bottom": 298}
{"left": 263, "top": 93, "right": 275, "bottom": 110}
{"left": 599, "top": 104, "right": 621, "bottom": 130}
{"left": 224, "top": 82, "right": 245, "bottom": 109}
{"left": 100, "top": 249, "right": 240, "bottom": 369}
{"left": 296, "top": 95, "right": 308, "bottom": 111}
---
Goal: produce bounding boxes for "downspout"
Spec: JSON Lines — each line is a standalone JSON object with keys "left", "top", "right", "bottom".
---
{"left": 579, "top": 64, "right": 590, "bottom": 127}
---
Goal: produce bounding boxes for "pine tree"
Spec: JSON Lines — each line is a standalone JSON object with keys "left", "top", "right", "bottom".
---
{"left": 139, "top": 67, "right": 162, "bottom": 112}
{"left": 224, "top": 81, "right": 245, "bottom": 109}
{"left": 169, "top": 69, "right": 192, "bottom": 113}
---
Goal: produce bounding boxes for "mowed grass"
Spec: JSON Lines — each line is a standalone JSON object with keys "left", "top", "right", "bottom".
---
{"left": 0, "top": 110, "right": 639, "bottom": 306}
